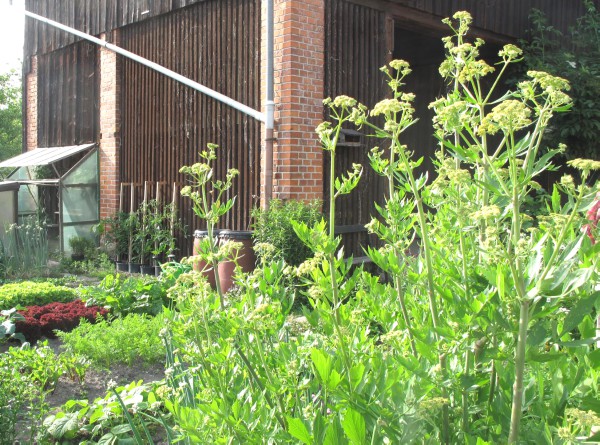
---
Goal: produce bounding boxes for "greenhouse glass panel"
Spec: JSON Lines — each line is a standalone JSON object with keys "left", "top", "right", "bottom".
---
{"left": 62, "top": 186, "right": 99, "bottom": 223}
{"left": 63, "top": 224, "right": 97, "bottom": 253}
{"left": 62, "top": 151, "right": 99, "bottom": 223}
{"left": 64, "top": 151, "right": 98, "bottom": 186}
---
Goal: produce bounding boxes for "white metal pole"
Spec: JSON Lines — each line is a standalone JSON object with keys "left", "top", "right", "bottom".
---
{"left": 23, "top": 10, "right": 266, "bottom": 124}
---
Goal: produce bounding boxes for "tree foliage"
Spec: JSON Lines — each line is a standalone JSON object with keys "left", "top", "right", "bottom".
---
{"left": 0, "top": 69, "right": 22, "bottom": 161}
{"left": 520, "top": 0, "right": 600, "bottom": 160}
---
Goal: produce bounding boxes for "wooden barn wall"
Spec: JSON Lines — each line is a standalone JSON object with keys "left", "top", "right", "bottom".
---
{"left": 24, "top": 0, "right": 207, "bottom": 70}
{"left": 119, "top": 0, "right": 260, "bottom": 256}
{"left": 324, "top": 0, "right": 389, "bottom": 257}
{"left": 391, "top": 0, "right": 598, "bottom": 41}
{"left": 37, "top": 40, "right": 99, "bottom": 148}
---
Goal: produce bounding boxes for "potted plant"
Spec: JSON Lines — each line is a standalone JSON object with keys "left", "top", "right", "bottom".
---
{"left": 95, "top": 212, "right": 136, "bottom": 272}
{"left": 148, "top": 201, "right": 185, "bottom": 276}
{"left": 136, "top": 200, "right": 160, "bottom": 275}
{"left": 68, "top": 236, "right": 95, "bottom": 262}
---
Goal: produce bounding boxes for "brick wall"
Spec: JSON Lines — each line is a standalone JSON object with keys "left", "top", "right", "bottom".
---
{"left": 25, "top": 56, "right": 38, "bottom": 150}
{"left": 262, "top": 0, "right": 325, "bottom": 203}
{"left": 99, "top": 31, "right": 121, "bottom": 219}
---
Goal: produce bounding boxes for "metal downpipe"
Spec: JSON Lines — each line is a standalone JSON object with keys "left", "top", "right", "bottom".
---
{"left": 264, "top": 0, "right": 275, "bottom": 208}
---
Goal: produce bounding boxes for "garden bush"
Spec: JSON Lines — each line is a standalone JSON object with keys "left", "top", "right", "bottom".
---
{"left": 252, "top": 199, "right": 322, "bottom": 266}
{"left": 16, "top": 300, "right": 108, "bottom": 342}
{"left": 0, "top": 281, "right": 77, "bottom": 311}
{"left": 57, "top": 312, "right": 166, "bottom": 368}
{"left": 77, "top": 273, "right": 170, "bottom": 316}
{"left": 519, "top": 0, "right": 600, "bottom": 161}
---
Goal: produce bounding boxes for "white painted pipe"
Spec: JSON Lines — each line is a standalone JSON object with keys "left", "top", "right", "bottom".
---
{"left": 23, "top": 10, "right": 266, "bottom": 123}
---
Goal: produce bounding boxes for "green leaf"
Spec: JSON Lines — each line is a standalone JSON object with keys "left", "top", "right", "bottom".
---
{"left": 46, "top": 412, "right": 80, "bottom": 439}
{"left": 342, "top": 409, "right": 366, "bottom": 445}
{"left": 323, "top": 425, "right": 341, "bottom": 445}
{"left": 560, "top": 291, "right": 599, "bottom": 336}
{"left": 558, "top": 337, "right": 599, "bottom": 347}
{"left": 286, "top": 416, "right": 312, "bottom": 445}
{"left": 350, "top": 364, "right": 366, "bottom": 390}
{"left": 587, "top": 349, "right": 600, "bottom": 369}
{"left": 97, "top": 433, "right": 117, "bottom": 445}
{"left": 528, "top": 351, "right": 564, "bottom": 362}
{"left": 111, "top": 424, "right": 132, "bottom": 435}
{"left": 311, "top": 348, "right": 332, "bottom": 383}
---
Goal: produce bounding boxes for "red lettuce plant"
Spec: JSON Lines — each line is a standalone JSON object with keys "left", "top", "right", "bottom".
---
{"left": 16, "top": 300, "right": 108, "bottom": 342}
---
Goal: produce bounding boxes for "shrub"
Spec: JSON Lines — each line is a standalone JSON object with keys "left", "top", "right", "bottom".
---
{"left": 16, "top": 300, "right": 108, "bottom": 342}
{"left": 77, "top": 273, "right": 169, "bottom": 316}
{"left": 0, "top": 281, "right": 78, "bottom": 311}
{"left": 519, "top": 1, "right": 600, "bottom": 161}
{"left": 57, "top": 313, "right": 166, "bottom": 368}
{"left": 251, "top": 199, "right": 322, "bottom": 266}
{"left": 68, "top": 235, "right": 96, "bottom": 257}
{"left": 59, "top": 252, "right": 115, "bottom": 278}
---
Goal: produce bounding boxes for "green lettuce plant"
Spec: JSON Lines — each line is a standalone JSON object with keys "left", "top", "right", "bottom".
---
{"left": 0, "top": 281, "right": 77, "bottom": 310}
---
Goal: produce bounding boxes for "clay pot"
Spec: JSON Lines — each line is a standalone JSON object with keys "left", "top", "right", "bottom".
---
{"left": 192, "top": 229, "right": 221, "bottom": 288}
{"left": 217, "top": 230, "right": 255, "bottom": 293}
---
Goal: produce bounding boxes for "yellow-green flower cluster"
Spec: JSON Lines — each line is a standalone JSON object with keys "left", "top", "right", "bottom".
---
{"left": 371, "top": 98, "right": 405, "bottom": 117}
{"left": 560, "top": 174, "right": 576, "bottom": 191}
{"left": 441, "top": 11, "right": 473, "bottom": 36}
{"left": 295, "top": 253, "right": 324, "bottom": 276}
{"left": 498, "top": 44, "right": 523, "bottom": 62}
{"left": 418, "top": 397, "right": 449, "bottom": 413}
{"left": 565, "top": 408, "right": 600, "bottom": 429}
{"left": 470, "top": 205, "right": 501, "bottom": 221}
{"left": 389, "top": 59, "right": 412, "bottom": 76}
{"left": 430, "top": 97, "right": 476, "bottom": 135}
{"left": 567, "top": 158, "right": 600, "bottom": 172}
{"left": 478, "top": 100, "right": 532, "bottom": 135}
{"left": 519, "top": 71, "right": 571, "bottom": 107}
{"left": 458, "top": 58, "right": 494, "bottom": 83}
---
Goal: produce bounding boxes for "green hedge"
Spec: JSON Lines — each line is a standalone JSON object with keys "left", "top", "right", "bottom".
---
{"left": 0, "top": 281, "right": 78, "bottom": 310}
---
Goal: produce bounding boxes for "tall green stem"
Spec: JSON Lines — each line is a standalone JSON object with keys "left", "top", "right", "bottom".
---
{"left": 508, "top": 300, "right": 529, "bottom": 444}
{"left": 327, "top": 122, "right": 353, "bottom": 383}
{"left": 397, "top": 148, "right": 449, "bottom": 442}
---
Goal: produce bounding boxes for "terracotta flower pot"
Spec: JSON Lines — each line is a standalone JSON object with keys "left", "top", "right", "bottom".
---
{"left": 217, "top": 230, "right": 255, "bottom": 293}
{"left": 192, "top": 229, "right": 221, "bottom": 289}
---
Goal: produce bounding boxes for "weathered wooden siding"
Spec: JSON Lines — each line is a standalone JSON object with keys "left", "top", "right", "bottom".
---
{"left": 368, "top": 0, "right": 600, "bottom": 42}
{"left": 119, "top": 0, "right": 261, "bottom": 256}
{"left": 37, "top": 40, "right": 99, "bottom": 147}
{"left": 24, "top": 0, "right": 206, "bottom": 66}
{"left": 324, "top": 0, "right": 389, "bottom": 256}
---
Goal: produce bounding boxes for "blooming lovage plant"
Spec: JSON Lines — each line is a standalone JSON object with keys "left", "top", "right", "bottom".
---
{"left": 119, "top": 12, "right": 599, "bottom": 444}
{"left": 179, "top": 143, "right": 239, "bottom": 305}
{"left": 341, "top": 11, "right": 598, "bottom": 444}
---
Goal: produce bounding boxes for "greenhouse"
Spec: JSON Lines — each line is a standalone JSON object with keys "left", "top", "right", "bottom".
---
{"left": 0, "top": 143, "right": 99, "bottom": 253}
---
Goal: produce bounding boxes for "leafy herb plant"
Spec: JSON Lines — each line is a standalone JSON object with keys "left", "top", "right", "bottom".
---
{"left": 57, "top": 313, "right": 166, "bottom": 369}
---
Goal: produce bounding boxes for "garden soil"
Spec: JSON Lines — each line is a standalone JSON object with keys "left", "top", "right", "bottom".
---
{"left": 11, "top": 337, "right": 165, "bottom": 443}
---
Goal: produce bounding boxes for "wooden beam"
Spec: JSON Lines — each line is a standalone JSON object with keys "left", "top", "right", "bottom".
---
{"left": 346, "top": 0, "right": 515, "bottom": 44}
